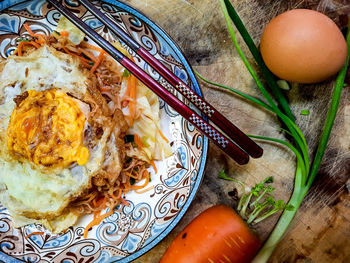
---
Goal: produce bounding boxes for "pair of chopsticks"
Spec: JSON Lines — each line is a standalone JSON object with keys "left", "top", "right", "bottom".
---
{"left": 47, "top": 0, "right": 263, "bottom": 165}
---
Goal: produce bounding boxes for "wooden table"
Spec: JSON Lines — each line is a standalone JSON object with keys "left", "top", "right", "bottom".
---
{"left": 124, "top": 0, "right": 350, "bottom": 262}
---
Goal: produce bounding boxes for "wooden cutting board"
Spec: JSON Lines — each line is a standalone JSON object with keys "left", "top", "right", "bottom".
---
{"left": 124, "top": 0, "right": 350, "bottom": 262}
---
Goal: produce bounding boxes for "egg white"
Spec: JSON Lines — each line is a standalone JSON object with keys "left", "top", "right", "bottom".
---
{"left": 0, "top": 46, "right": 88, "bottom": 100}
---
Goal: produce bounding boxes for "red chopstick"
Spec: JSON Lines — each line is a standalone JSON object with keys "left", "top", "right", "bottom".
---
{"left": 78, "top": 0, "right": 263, "bottom": 159}
{"left": 47, "top": 0, "right": 261, "bottom": 165}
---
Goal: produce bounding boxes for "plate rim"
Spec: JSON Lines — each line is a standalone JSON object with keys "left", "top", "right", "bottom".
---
{"left": 0, "top": 0, "right": 209, "bottom": 262}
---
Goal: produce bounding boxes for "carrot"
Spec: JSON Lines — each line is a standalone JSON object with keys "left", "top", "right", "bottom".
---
{"left": 25, "top": 232, "right": 44, "bottom": 239}
{"left": 134, "top": 134, "right": 143, "bottom": 149}
{"left": 93, "top": 196, "right": 106, "bottom": 208}
{"left": 80, "top": 60, "right": 93, "bottom": 68}
{"left": 62, "top": 47, "right": 89, "bottom": 62}
{"left": 17, "top": 41, "right": 40, "bottom": 56}
{"left": 17, "top": 42, "right": 24, "bottom": 56}
{"left": 160, "top": 205, "right": 261, "bottom": 263}
{"left": 111, "top": 189, "right": 122, "bottom": 200}
{"left": 123, "top": 178, "right": 131, "bottom": 194}
{"left": 79, "top": 48, "right": 98, "bottom": 62}
{"left": 23, "top": 23, "right": 46, "bottom": 46}
{"left": 150, "top": 160, "right": 157, "bottom": 174}
{"left": 132, "top": 170, "right": 150, "bottom": 190}
{"left": 93, "top": 211, "right": 100, "bottom": 220}
{"left": 60, "top": 31, "right": 69, "bottom": 37}
{"left": 158, "top": 129, "right": 169, "bottom": 143}
{"left": 101, "top": 210, "right": 113, "bottom": 219}
{"left": 90, "top": 51, "right": 105, "bottom": 73}
{"left": 125, "top": 171, "right": 138, "bottom": 179}
{"left": 62, "top": 47, "right": 93, "bottom": 68}
{"left": 96, "top": 73, "right": 110, "bottom": 86}
{"left": 99, "top": 86, "right": 111, "bottom": 92}
{"left": 29, "top": 41, "right": 40, "bottom": 49}
{"left": 32, "top": 34, "right": 46, "bottom": 45}
{"left": 23, "top": 23, "right": 34, "bottom": 37}
{"left": 127, "top": 74, "right": 137, "bottom": 125}
{"left": 120, "top": 197, "right": 130, "bottom": 207}
{"left": 120, "top": 74, "right": 133, "bottom": 109}
{"left": 83, "top": 209, "right": 114, "bottom": 238}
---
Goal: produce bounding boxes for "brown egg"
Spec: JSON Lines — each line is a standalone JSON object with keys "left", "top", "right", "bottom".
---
{"left": 260, "top": 9, "right": 347, "bottom": 84}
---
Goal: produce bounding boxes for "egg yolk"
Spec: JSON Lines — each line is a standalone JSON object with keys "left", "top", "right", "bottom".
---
{"left": 7, "top": 89, "right": 89, "bottom": 169}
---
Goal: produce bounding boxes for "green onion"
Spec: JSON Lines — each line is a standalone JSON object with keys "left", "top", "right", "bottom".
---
{"left": 306, "top": 31, "right": 349, "bottom": 189}
{"left": 300, "top": 109, "right": 310, "bottom": 115}
{"left": 222, "top": 0, "right": 295, "bottom": 121}
{"left": 219, "top": 169, "right": 243, "bottom": 184}
{"left": 124, "top": 135, "right": 135, "bottom": 143}
{"left": 123, "top": 69, "right": 131, "bottom": 78}
{"left": 277, "top": 80, "right": 291, "bottom": 91}
{"left": 195, "top": 71, "right": 273, "bottom": 111}
{"left": 81, "top": 53, "right": 92, "bottom": 61}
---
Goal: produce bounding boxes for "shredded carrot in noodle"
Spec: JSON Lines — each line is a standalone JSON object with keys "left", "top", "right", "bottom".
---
{"left": 158, "top": 129, "right": 169, "bottom": 143}
{"left": 111, "top": 189, "right": 122, "bottom": 200}
{"left": 17, "top": 41, "right": 40, "bottom": 56}
{"left": 90, "top": 51, "right": 105, "bottom": 73}
{"left": 99, "top": 87, "right": 111, "bottom": 92}
{"left": 30, "top": 41, "right": 40, "bottom": 49}
{"left": 134, "top": 134, "right": 143, "bottom": 149}
{"left": 17, "top": 42, "right": 24, "bottom": 56}
{"left": 79, "top": 48, "right": 97, "bottom": 62}
{"left": 127, "top": 74, "right": 137, "bottom": 125}
{"left": 62, "top": 47, "right": 90, "bottom": 63}
{"left": 60, "top": 31, "right": 69, "bottom": 37}
{"left": 80, "top": 60, "right": 93, "bottom": 68}
{"left": 126, "top": 171, "right": 138, "bottom": 179}
{"left": 132, "top": 170, "right": 150, "bottom": 190}
{"left": 33, "top": 34, "right": 46, "bottom": 45}
{"left": 93, "top": 196, "right": 106, "bottom": 208}
{"left": 120, "top": 198, "right": 130, "bottom": 207}
{"left": 25, "top": 232, "right": 44, "bottom": 239}
{"left": 150, "top": 160, "right": 157, "bottom": 174}
{"left": 24, "top": 23, "right": 34, "bottom": 37}
{"left": 84, "top": 209, "right": 114, "bottom": 238}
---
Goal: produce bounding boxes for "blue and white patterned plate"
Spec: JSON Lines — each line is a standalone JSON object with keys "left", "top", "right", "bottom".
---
{"left": 0, "top": 1, "right": 208, "bottom": 262}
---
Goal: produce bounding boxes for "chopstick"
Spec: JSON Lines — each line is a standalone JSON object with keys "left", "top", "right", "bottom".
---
{"left": 78, "top": 0, "right": 263, "bottom": 159}
{"left": 47, "top": 0, "right": 257, "bottom": 165}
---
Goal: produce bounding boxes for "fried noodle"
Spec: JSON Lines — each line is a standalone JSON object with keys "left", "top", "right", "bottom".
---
{"left": 17, "top": 24, "right": 153, "bottom": 226}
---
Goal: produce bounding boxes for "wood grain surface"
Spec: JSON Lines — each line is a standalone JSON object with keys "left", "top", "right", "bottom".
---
{"left": 122, "top": 0, "right": 350, "bottom": 262}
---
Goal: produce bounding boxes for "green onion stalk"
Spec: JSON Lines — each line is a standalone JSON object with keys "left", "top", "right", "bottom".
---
{"left": 195, "top": 0, "right": 350, "bottom": 261}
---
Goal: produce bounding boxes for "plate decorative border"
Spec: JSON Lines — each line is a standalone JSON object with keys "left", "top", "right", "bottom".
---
{"left": 0, "top": 0, "right": 208, "bottom": 262}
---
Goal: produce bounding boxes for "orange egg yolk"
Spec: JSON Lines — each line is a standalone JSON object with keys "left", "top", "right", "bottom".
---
{"left": 7, "top": 89, "right": 89, "bottom": 169}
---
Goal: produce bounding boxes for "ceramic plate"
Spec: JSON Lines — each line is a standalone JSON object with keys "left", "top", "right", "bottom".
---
{"left": 0, "top": 1, "right": 208, "bottom": 262}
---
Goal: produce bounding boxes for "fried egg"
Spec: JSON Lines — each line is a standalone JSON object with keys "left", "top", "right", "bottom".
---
{"left": 0, "top": 46, "right": 112, "bottom": 232}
